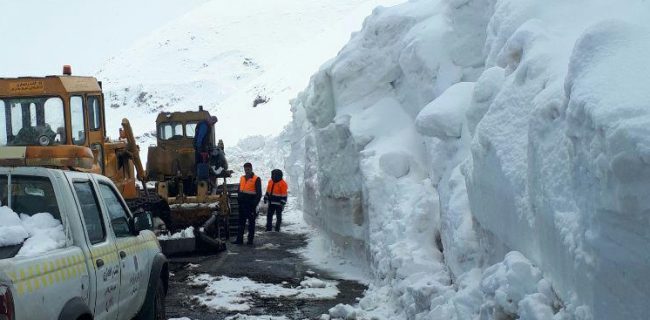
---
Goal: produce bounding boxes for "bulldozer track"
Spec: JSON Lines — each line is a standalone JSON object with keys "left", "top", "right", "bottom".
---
{"left": 219, "top": 183, "right": 241, "bottom": 236}
{"left": 126, "top": 190, "right": 172, "bottom": 227}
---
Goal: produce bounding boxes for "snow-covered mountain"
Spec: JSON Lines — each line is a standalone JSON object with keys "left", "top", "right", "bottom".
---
{"left": 95, "top": 0, "right": 405, "bottom": 156}
{"left": 288, "top": 0, "right": 650, "bottom": 319}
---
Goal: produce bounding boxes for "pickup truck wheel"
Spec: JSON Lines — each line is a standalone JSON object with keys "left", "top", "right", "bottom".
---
{"left": 153, "top": 280, "right": 166, "bottom": 320}
{"left": 139, "top": 279, "right": 166, "bottom": 320}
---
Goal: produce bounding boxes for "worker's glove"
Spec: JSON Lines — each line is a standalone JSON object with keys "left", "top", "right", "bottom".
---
{"left": 263, "top": 195, "right": 268, "bottom": 204}
{"left": 280, "top": 200, "right": 286, "bottom": 208}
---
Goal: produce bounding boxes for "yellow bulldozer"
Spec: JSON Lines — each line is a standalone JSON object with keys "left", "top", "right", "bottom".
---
{"left": 0, "top": 66, "right": 237, "bottom": 253}
{"left": 146, "top": 107, "right": 241, "bottom": 251}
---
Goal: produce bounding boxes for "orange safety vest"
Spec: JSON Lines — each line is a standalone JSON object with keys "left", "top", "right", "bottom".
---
{"left": 266, "top": 179, "right": 288, "bottom": 197}
{"left": 239, "top": 175, "right": 259, "bottom": 195}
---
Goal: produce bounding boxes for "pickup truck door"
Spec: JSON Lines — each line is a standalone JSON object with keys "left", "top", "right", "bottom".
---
{"left": 95, "top": 182, "right": 148, "bottom": 319}
{"left": 70, "top": 179, "right": 121, "bottom": 320}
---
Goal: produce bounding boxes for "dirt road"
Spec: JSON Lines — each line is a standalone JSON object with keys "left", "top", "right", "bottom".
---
{"left": 165, "top": 219, "right": 366, "bottom": 319}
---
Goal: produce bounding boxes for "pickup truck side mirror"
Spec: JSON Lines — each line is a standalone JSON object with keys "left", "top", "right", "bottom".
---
{"left": 132, "top": 210, "right": 154, "bottom": 233}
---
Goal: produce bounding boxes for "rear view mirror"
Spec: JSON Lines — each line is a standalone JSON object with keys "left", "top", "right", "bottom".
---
{"left": 133, "top": 210, "right": 153, "bottom": 233}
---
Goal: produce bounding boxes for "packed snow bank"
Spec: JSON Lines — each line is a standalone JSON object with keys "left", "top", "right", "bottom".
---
{"left": 288, "top": 0, "right": 650, "bottom": 319}
{"left": 0, "top": 207, "right": 67, "bottom": 257}
{"left": 288, "top": 0, "right": 484, "bottom": 318}
{"left": 466, "top": 2, "right": 650, "bottom": 319}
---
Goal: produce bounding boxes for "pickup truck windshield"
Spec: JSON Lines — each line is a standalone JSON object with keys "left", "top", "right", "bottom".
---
{"left": 0, "top": 97, "right": 66, "bottom": 146}
{"left": 0, "top": 175, "right": 63, "bottom": 259}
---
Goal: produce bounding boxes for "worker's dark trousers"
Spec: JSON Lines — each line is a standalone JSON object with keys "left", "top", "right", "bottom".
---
{"left": 194, "top": 150, "right": 206, "bottom": 177}
{"left": 266, "top": 204, "right": 283, "bottom": 232}
{"left": 237, "top": 202, "right": 256, "bottom": 244}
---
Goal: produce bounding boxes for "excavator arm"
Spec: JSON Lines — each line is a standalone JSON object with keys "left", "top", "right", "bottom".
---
{"left": 121, "top": 118, "right": 147, "bottom": 186}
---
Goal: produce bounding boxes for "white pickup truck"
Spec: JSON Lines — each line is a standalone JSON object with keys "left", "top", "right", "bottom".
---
{"left": 0, "top": 167, "right": 168, "bottom": 320}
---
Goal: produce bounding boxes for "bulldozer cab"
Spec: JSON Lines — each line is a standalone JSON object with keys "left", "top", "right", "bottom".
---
{"left": 0, "top": 68, "right": 144, "bottom": 200}
{"left": 155, "top": 108, "right": 215, "bottom": 150}
{"left": 147, "top": 107, "right": 220, "bottom": 182}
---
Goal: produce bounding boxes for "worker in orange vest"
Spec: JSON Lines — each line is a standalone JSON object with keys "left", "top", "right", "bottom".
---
{"left": 235, "top": 162, "right": 262, "bottom": 245}
{"left": 264, "top": 169, "right": 288, "bottom": 232}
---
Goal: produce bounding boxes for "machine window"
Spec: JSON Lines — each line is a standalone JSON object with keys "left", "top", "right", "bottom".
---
{"left": 159, "top": 122, "right": 184, "bottom": 140}
{"left": 185, "top": 122, "right": 198, "bottom": 138}
{"left": 87, "top": 96, "right": 102, "bottom": 131}
{"left": 70, "top": 96, "right": 86, "bottom": 145}
{"left": 98, "top": 183, "right": 131, "bottom": 237}
{"left": 74, "top": 181, "right": 106, "bottom": 244}
{"left": 0, "top": 97, "right": 65, "bottom": 146}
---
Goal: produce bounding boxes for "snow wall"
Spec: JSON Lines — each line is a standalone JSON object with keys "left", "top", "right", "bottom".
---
{"left": 287, "top": 0, "right": 650, "bottom": 319}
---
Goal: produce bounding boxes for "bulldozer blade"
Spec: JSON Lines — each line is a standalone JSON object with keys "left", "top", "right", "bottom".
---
{"left": 168, "top": 205, "right": 215, "bottom": 232}
{"left": 159, "top": 238, "right": 197, "bottom": 256}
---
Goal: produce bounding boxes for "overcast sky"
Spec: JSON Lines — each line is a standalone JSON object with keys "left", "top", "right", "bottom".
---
{"left": 0, "top": 0, "right": 208, "bottom": 77}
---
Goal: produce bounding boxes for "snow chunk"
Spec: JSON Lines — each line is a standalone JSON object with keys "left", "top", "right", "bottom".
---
{"left": 329, "top": 303, "right": 357, "bottom": 319}
{"left": 415, "top": 82, "right": 475, "bottom": 139}
{"left": 20, "top": 212, "right": 63, "bottom": 235}
{"left": 169, "top": 203, "right": 218, "bottom": 209}
{"left": 378, "top": 151, "right": 411, "bottom": 178}
{"left": 0, "top": 207, "right": 28, "bottom": 246}
{"left": 518, "top": 293, "right": 555, "bottom": 320}
{"left": 17, "top": 213, "right": 67, "bottom": 257}
{"left": 157, "top": 226, "right": 195, "bottom": 240}
{"left": 479, "top": 252, "right": 558, "bottom": 319}
{"left": 300, "top": 277, "right": 327, "bottom": 289}
{"left": 466, "top": 67, "right": 505, "bottom": 135}
{"left": 185, "top": 263, "right": 200, "bottom": 270}
{"left": 0, "top": 207, "right": 66, "bottom": 257}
